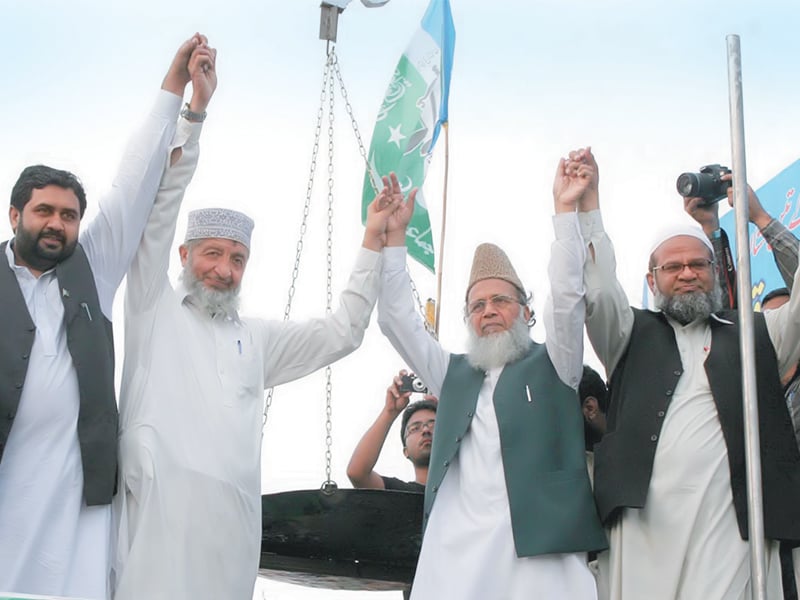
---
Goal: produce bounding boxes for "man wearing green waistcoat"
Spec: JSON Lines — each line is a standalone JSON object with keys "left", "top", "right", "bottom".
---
{"left": 376, "top": 150, "right": 607, "bottom": 599}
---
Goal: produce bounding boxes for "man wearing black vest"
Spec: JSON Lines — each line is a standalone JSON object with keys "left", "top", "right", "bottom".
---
{"left": 376, "top": 150, "right": 607, "bottom": 600}
{"left": 573, "top": 147, "right": 800, "bottom": 599}
{"left": 0, "top": 35, "right": 215, "bottom": 600}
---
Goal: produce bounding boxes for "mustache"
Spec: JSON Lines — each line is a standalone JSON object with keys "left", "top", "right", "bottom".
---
{"left": 39, "top": 228, "right": 66, "bottom": 243}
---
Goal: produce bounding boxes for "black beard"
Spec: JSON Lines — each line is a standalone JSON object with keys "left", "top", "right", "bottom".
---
{"left": 13, "top": 225, "right": 77, "bottom": 271}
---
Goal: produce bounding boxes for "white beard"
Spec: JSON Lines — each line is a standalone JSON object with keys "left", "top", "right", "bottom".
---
{"left": 179, "top": 263, "right": 241, "bottom": 319}
{"left": 466, "top": 313, "right": 532, "bottom": 371}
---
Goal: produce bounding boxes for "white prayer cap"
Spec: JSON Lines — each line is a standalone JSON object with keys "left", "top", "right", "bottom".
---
{"left": 185, "top": 208, "right": 255, "bottom": 249}
{"left": 649, "top": 225, "right": 713, "bottom": 257}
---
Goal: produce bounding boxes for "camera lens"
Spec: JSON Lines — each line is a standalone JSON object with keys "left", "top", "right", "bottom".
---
{"left": 676, "top": 173, "right": 699, "bottom": 197}
{"left": 412, "top": 378, "right": 426, "bottom": 393}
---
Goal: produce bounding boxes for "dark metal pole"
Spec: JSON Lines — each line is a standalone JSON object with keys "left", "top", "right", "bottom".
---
{"left": 726, "top": 33, "right": 767, "bottom": 600}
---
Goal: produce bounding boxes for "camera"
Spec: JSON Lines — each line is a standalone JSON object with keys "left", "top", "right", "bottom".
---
{"left": 399, "top": 373, "right": 428, "bottom": 394}
{"left": 676, "top": 164, "right": 732, "bottom": 206}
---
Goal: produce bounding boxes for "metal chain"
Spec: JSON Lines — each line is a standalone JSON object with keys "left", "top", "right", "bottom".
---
{"left": 332, "top": 50, "right": 434, "bottom": 334}
{"left": 262, "top": 52, "right": 333, "bottom": 431}
{"left": 322, "top": 55, "right": 337, "bottom": 491}
{"left": 331, "top": 51, "right": 377, "bottom": 195}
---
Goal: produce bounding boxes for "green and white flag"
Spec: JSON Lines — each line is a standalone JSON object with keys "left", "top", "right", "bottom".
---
{"left": 361, "top": 0, "right": 455, "bottom": 272}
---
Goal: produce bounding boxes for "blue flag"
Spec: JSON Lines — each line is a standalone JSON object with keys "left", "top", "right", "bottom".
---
{"left": 361, "top": 0, "right": 456, "bottom": 272}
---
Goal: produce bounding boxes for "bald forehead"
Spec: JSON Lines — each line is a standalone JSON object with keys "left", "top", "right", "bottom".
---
{"left": 651, "top": 235, "right": 713, "bottom": 266}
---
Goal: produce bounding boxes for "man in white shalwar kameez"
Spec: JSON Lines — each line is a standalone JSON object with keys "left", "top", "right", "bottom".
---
{"left": 376, "top": 150, "right": 608, "bottom": 600}
{"left": 111, "top": 121, "right": 409, "bottom": 600}
{"left": 0, "top": 35, "right": 208, "bottom": 600}
{"left": 572, "top": 148, "right": 800, "bottom": 600}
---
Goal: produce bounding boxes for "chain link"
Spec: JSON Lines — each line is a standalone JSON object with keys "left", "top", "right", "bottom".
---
{"left": 331, "top": 51, "right": 378, "bottom": 196}
{"left": 332, "top": 51, "right": 432, "bottom": 330}
{"left": 262, "top": 52, "right": 333, "bottom": 431}
{"left": 322, "top": 57, "right": 336, "bottom": 486}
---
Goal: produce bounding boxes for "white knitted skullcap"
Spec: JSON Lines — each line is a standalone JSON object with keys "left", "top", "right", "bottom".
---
{"left": 649, "top": 225, "right": 713, "bottom": 257}
{"left": 185, "top": 208, "right": 255, "bottom": 249}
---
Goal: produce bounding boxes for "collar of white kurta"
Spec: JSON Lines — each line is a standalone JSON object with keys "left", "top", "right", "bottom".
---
{"left": 175, "top": 281, "right": 242, "bottom": 324}
{"left": 4, "top": 238, "right": 56, "bottom": 278}
{"left": 647, "top": 308, "right": 734, "bottom": 325}
{"left": 646, "top": 308, "right": 735, "bottom": 326}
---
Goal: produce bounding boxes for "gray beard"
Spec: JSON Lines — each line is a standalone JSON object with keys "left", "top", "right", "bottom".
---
{"left": 466, "top": 314, "right": 532, "bottom": 371}
{"left": 654, "top": 283, "right": 723, "bottom": 325}
{"left": 179, "top": 264, "right": 241, "bottom": 318}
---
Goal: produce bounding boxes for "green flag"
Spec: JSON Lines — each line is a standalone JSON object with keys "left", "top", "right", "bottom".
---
{"left": 361, "top": 0, "right": 455, "bottom": 272}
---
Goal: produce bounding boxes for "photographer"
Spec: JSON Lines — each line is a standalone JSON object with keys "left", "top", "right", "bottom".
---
{"left": 347, "top": 370, "right": 437, "bottom": 492}
{"left": 682, "top": 169, "right": 799, "bottom": 307}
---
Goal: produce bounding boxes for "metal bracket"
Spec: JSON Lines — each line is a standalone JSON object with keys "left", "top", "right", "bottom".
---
{"left": 319, "top": 3, "right": 343, "bottom": 43}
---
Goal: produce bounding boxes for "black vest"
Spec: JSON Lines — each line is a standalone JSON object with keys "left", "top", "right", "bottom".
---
{"left": 595, "top": 307, "right": 800, "bottom": 541}
{"left": 0, "top": 241, "right": 118, "bottom": 505}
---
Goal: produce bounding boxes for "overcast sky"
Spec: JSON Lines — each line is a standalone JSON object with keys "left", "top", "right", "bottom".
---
{"left": 3, "top": 1, "right": 800, "bottom": 598}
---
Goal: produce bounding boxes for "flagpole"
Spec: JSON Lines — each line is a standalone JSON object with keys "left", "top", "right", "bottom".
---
{"left": 727, "top": 34, "right": 767, "bottom": 600}
{"left": 434, "top": 121, "right": 450, "bottom": 336}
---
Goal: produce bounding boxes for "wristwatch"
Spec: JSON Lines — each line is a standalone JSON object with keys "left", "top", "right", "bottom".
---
{"left": 180, "top": 103, "right": 207, "bottom": 123}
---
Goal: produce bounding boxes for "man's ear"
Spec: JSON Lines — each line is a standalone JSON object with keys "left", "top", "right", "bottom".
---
{"left": 403, "top": 446, "right": 410, "bottom": 460}
{"left": 582, "top": 396, "right": 598, "bottom": 420}
{"left": 9, "top": 206, "right": 20, "bottom": 233}
{"left": 179, "top": 244, "right": 189, "bottom": 266}
{"left": 646, "top": 271, "right": 656, "bottom": 294}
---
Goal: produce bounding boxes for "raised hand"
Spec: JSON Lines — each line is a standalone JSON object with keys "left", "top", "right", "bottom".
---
{"left": 384, "top": 370, "right": 413, "bottom": 418}
{"left": 684, "top": 195, "right": 720, "bottom": 236}
{"left": 553, "top": 146, "right": 599, "bottom": 213}
{"left": 723, "top": 173, "right": 771, "bottom": 230}
{"left": 161, "top": 33, "right": 204, "bottom": 97}
{"left": 362, "top": 172, "right": 417, "bottom": 251}
{"left": 187, "top": 39, "right": 217, "bottom": 114}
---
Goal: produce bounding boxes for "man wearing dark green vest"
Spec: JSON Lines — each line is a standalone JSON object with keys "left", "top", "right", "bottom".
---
{"left": 376, "top": 150, "right": 607, "bottom": 599}
{"left": 574, "top": 148, "right": 800, "bottom": 599}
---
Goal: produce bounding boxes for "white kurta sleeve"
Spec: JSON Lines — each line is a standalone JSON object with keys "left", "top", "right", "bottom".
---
{"left": 581, "top": 209, "right": 634, "bottom": 376}
{"left": 79, "top": 90, "right": 183, "bottom": 317}
{"left": 376, "top": 246, "right": 449, "bottom": 397}
{"left": 764, "top": 238, "right": 800, "bottom": 377}
{"left": 257, "top": 248, "right": 383, "bottom": 389}
{"left": 544, "top": 212, "right": 587, "bottom": 390}
{"left": 125, "top": 117, "right": 203, "bottom": 315}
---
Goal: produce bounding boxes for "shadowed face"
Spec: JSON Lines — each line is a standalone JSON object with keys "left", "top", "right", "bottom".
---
{"left": 403, "top": 408, "right": 435, "bottom": 467}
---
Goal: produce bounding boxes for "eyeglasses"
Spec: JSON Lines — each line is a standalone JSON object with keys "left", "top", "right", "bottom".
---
{"left": 405, "top": 419, "right": 436, "bottom": 436}
{"left": 466, "top": 294, "right": 522, "bottom": 316}
{"left": 651, "top": 258, "right": 714, "bottom": 276}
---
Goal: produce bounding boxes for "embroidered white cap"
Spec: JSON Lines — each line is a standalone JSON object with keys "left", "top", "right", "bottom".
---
{"left": 185, "top": 208, "right": 255, "bottom": 249}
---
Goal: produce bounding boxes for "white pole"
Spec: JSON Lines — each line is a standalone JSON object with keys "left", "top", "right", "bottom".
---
{"left": 726, "top": 33, "right": 767, "bottom": 600}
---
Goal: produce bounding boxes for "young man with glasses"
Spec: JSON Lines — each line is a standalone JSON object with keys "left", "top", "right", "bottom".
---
{"left": 347, "top": 370, "right": 437, "bottom": 493}
{"left": 574, "top": 147, "right": 800, "bottom": 599}
{"left": 375, "top": 150, "right": 608, "bottom": 600}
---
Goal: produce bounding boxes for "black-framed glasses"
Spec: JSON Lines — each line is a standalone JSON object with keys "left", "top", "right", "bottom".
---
{"left": 405, "top": 419, "right": 436, "bottom": 436}
{"left": 651, "top": 258, "right": 714, "bottom": 276}
{"left": 466, "top": 294, "right": 522, "bottom": 317}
